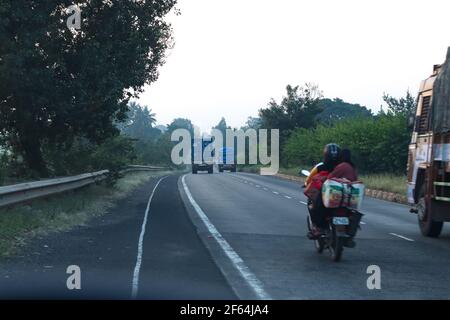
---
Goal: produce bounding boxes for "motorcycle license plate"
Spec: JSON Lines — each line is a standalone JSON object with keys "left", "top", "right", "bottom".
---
{"left": 333, "top": 217, "right": 350, "bottom": 225}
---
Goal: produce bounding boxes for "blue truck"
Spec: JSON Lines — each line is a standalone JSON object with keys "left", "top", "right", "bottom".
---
{"left": 217, "top": 147, "right": 237, "bottom": 173}
{"left": 191, "top": 137, "right": 214, "bottom": 174}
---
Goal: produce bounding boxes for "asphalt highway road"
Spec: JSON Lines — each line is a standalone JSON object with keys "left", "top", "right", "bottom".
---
{"left": 0, "top": 171, "right": 449, "bottom": 299}
{"left": 182, "top": 172, "right": 450, "bottom": 299}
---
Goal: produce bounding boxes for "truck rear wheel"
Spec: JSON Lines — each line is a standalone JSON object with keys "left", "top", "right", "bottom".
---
{"left": 418, "top": 185, "right": 443, "bottom": 238}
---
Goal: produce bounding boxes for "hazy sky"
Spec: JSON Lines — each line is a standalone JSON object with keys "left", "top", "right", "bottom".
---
{"left": 137, "top": 0, "right": 450, "bottom": 133}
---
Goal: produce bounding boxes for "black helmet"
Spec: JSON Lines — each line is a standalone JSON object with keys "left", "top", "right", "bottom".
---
{"left": 324, "top": 143, "right": 341, "bottom": 163}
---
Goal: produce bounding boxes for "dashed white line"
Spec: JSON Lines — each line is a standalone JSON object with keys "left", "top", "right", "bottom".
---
{"left": 360, "top": 221, "right": 366, "bottom": 225}
{"left": 389, "top": 233, "right": 414, "bottom": 242}
{"left": 263, "top": 188, "right": 268, "bottom": 191}
{"left": 284, "top": 195, "right": 292, "bottom": 199}
{"left": 255, "top": 185, "right": 261, "bottom": 188}
{"left": 299, "top": 201, "right": 308, "bottom": 205}
{"left": 181, "top": 175, "right": 271, "bottom": 300}
{"left": 131, "top": 176, "right": 168, "bottom": 299}
{"left": 272, "top": 191, "right": 279, "bottom": 195}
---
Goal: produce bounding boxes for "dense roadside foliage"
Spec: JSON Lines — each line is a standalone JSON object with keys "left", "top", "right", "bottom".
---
{"left": 0, "top": 0, "right": 177, "bottom": 177}
{"left": 283, "top": 114, "right": 410, "bottom": 174}
{"left": 119, "top": 103, "right": 195, "bottom": 169}
{"left": 255, "top": 85, "right": 414, "bottom": 174}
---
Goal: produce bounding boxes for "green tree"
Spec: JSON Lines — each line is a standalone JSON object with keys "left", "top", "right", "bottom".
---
{"left": 242, "top": 117, "right": 262, "bottom": 131}
{"left": 213, "top": 117, "right": 230, "bottom": 134}
{"left": 167, "top": 118, "right": 195, "bottom": 136}
{"left": 382, "top": 91, "right": 416, "bottom": 116}
{"left": 0, "top": 0, "right": 176, "bottom": 176}
{"left": 283, "top": 114, "right": 410, "bottom": 174}
{"left": 41, "top": 135, "right": 137, "bottom": 178}
{"left": 259, "top": 83, "right": 323, "bottom": 142}
{"left": 212, "top": 117, "right": 231, "bottom": 146}
{"left": 315, "top": 98, "right": 372, "bottom": 124}
{"left": 120, "top": 102, "right": 161, "bottom": 142}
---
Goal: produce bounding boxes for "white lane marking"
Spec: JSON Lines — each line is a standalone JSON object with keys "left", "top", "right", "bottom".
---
{"left": 389, "top": 233, "right": 414, "bottom": 242}
{"left": 181, "top": 175, "right": 271, "bottom": 300}
{"left": 272, "top": 191, "right": 279, "bottom": 195}
{"left": 284, "top": 195, "right": 292, "bottom": 199}
{"left": 255, "top": 185, "right": 261, "bottom": 188}
{"left": 263, "top": 188, "right": 269, "bottom": 191}
{"left": 131, "top": 176, "right": 168, "bottom": 299}
{"left": 360, "top": 221, "right": 366, "bottom": 225}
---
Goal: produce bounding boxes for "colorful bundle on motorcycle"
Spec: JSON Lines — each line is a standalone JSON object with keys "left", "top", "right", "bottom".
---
{"left": 322, "top": 179, "right": 365, "bottom": 210}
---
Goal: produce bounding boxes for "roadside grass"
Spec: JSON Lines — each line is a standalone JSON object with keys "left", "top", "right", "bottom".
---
{"left": 279, "top": 167, "right": 307, "bottom": 176}
{"left": 242, "top": 165, "right": 407, "bottom": 195}
{"left": 358, "top": 174, "right": 407, "bottom": 195}
{"left": 238, "top": 164, "right": 261, "bottom": 174}
{"left": 280, "top": 167, "right": 406, "bottom": 194}
{"left": 0, "top": 171, "right": 170, "bottom": 258}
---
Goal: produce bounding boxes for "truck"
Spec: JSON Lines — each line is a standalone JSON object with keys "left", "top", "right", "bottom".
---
{"left": 217, "top": 147, "right": 237, "bottom": 173}
{"left": 191, "top": 137, "right": 214, "bottom": 174}
{"left": 407, "top": 47, "right": 450, "bottom": 237}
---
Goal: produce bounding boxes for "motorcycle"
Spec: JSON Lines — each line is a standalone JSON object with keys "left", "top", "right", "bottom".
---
{"left": 300, "top": 169, "right": 363, "bottom": 262}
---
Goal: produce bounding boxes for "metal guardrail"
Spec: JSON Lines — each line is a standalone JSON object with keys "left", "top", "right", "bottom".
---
{"left": 0, "top": 165, "right": 167, "bottom": 208}
{"left": 119, "top": 165, "right": 167, "bottom": 173}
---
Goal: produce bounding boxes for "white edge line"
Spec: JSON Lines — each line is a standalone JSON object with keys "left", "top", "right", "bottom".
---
{"left": 181, "top": 174, "right": 271, "bottom": 300}
{"left": 389, "top": 233, "right": 414, "bottom": 242}
{"left": 131, "top": 176, "right": 168, "bottom": 299}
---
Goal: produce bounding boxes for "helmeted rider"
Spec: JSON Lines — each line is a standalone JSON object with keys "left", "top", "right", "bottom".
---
{"left": 305, "top": 143, "right": 341, "bottom": 239}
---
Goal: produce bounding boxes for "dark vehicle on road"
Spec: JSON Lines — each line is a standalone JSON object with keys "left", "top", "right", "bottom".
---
{"left": 407, "top": 48, "right": 450, "bottom": 237}
{"left": 191, "top": 137, "right": 214, "bottom": 174}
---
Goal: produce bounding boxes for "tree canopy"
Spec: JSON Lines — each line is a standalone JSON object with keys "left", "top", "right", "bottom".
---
{"left": 315, "top": 98, "right": 372, "bottom": 124}
{"left": 120, "top": 102, "right": 161, "bottom": 142}
{"left": 167, "top": 118, "right": 195, "bottom": 136}
{"left": 382, "top": 91, "right": 416, "bottom": 116}
{"left": 258, "top": 84, "right": 323, "bottom": 142}
{"left": 0, "top": 0, "right": 177, "bottom": 175}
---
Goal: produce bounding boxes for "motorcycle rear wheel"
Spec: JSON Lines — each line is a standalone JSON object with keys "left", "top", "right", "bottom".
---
{"left": 329, "top": 226, "right": 344, "bottom": 262}
{"left": 307, "top": 216, "right": 324, "bottom": 254}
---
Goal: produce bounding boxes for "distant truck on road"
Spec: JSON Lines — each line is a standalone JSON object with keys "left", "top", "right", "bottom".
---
{"left": 217, "top": 147, "right": 237, "bottom": 173}
{"left": 407, "top": 47, "right": 450, "bottom": 237}
{"left": 191, "top": 137, "right": 214, "bottom": 174}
